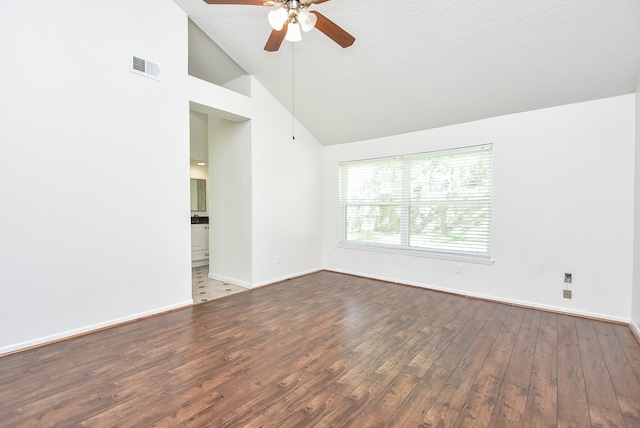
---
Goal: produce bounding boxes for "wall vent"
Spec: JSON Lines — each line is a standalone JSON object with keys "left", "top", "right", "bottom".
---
{"left": 130, "top": 55, "right": 161, "bottom": 80}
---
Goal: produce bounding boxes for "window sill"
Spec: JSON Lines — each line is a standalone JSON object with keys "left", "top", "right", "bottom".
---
{"left": 336, "top": 242, "right": 496, "bottom": 265}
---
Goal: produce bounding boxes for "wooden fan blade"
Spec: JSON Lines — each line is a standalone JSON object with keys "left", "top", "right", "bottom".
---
{"left": 309, "top": 11, "right": 355, "bottom": 48}
{"left": 264, "top": 26, "right": 287, "bottom": 51}
{"left": 203, "top": 0, "right": 266, "bottom": 5}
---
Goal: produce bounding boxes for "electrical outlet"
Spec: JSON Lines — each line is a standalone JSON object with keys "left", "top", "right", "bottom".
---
{"left": 564, "top": 273, "right": 572, "bottom": 283}
{"left": 275, "top": 255, "right": 280, "bottom": 264}
{"left": 563, "top": 289, "right": 572, "bottom": 299}
{"left": 455, "top": 263, "right": 463, "bottom": 274}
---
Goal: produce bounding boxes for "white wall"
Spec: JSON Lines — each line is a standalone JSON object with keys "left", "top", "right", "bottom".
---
{"left": 250, "top": 78, "right": 324, "bottom": 286}
{"left": 633, "top": 81, "right": 640, "bottom": 334}
{"left": 207, "top": 78, "right": 324, "bottom": 288}
{"left": 187, "top": 19, "right": 249, "bottom": 96}
{"left": 208, "top": 118, "right": 253, "bottom": 287}
{"left": 324, "top": 95, "right": 635, "bottom": 322}
{"left": 0, "top": 0, "right": 192, "bottom": 353}
{"left": 190, "top": 164, "right": 209, "bottom": 182}
{"left": 190, "top": 110, "right": 209, "bottom": 162}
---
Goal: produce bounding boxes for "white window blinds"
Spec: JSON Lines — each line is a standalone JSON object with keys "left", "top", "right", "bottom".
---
{"left": 338, "top": 145, "right": 492, "bottom": 260}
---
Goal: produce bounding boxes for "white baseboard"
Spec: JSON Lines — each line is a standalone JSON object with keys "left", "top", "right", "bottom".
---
{"left": 0, "top": 300, "right": 193, "bottom": 356}
{"left": 208, "top": 273, "right": 253, "bottom": 289}
{"left": 325, "top": 268, "right": 630, "bottom": 324}
{"left": 251, "top": 268, "right": 324, "bottom": 289}
{"left": 631, "top": 319, "right": 640, "bottom": 342}
{"left": 209, "top": 267, "right": 323, "bottom": 290}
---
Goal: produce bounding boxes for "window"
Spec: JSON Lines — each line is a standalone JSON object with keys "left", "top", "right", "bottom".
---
{"left": 338, "top": 145, "right": 492, "bottom": 261}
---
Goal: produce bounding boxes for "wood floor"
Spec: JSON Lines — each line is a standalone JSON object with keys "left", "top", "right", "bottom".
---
{"left": 1, "top": 271, "right": 640, "bottom": 427}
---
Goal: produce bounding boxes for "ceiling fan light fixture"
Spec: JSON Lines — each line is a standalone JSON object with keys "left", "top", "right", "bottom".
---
{"left": 268, "top": 7, "right": 288, "bottom": 31}
{"left": 285, "top": 21, "right": 302, "bottom": 42}
{"left": 298, "top": 9, "right": 317, "bottom": 32}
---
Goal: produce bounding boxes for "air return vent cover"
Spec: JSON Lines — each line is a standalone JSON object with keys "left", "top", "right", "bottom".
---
{"left": 130, "top": 54, "right": 161, "bottom": 80}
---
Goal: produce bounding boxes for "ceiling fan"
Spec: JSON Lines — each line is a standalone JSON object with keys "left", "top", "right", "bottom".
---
{"left": 203, "top": 0, "right": 356, "bottom": 51}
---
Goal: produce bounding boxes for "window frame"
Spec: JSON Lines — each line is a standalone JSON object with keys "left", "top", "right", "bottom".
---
{"left": 337, "top": 144, "right": 494, "bottom": 264}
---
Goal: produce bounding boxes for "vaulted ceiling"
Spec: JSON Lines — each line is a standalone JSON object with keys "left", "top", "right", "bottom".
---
{"left": 173, "top": 0, "right": 640, "bottom": 145}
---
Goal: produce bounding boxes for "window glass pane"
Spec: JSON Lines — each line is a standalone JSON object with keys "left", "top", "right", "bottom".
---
{"left": 345, "top": 205, "right": 401, "bottom": 245}
{"left": 410, "top": 149, "right": 491, "bottom": 203}
{"left": 344, "top": 160, "right": 403, "bottom": 203}
{"left": 409, "top": 204, "right": 490, "bottom": 254}
{"left": 338, "top": 145, "right": 492, "bottom": 259}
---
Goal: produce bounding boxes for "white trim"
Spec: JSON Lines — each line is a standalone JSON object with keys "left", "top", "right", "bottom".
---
{"left": 0, "top": 300, "right": 193, "bottom": 356}
{"left": 336, "top": 242, "right": 495, "bottom": 265}
{"left": 337, "top": 143, "right": 492, "bottom": 165}
{"left": 631, "top": 319, "right": 640, "bottom": 341}
{"left": 208, "top": 273, "right": 253, "bottom": 289}
{"left": 326, "top": 268, "right": 630, "bottom": 324}
{"left": 209, "top": 267, "right": 324, "bottom": 290}
{"left": 251, "top": 268, "right": 324, "bottom": 289}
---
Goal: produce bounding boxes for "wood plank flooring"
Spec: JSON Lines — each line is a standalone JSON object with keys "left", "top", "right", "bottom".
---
{"left": 1, "top": 271, "right": 639, "bottom": 427}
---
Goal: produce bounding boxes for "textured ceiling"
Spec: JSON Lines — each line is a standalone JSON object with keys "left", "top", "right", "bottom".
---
{"left": 173, "top": 0, "right": 640, "bottom": 145}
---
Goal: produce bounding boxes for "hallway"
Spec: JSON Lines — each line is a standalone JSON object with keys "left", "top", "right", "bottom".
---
{"left": 192, "top": 266, "right": 246, "bottom": 303}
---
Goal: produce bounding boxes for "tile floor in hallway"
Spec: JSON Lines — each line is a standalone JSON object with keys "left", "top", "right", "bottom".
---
{"left": 192, "top": 266, "right": 247, "bottom": 303}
